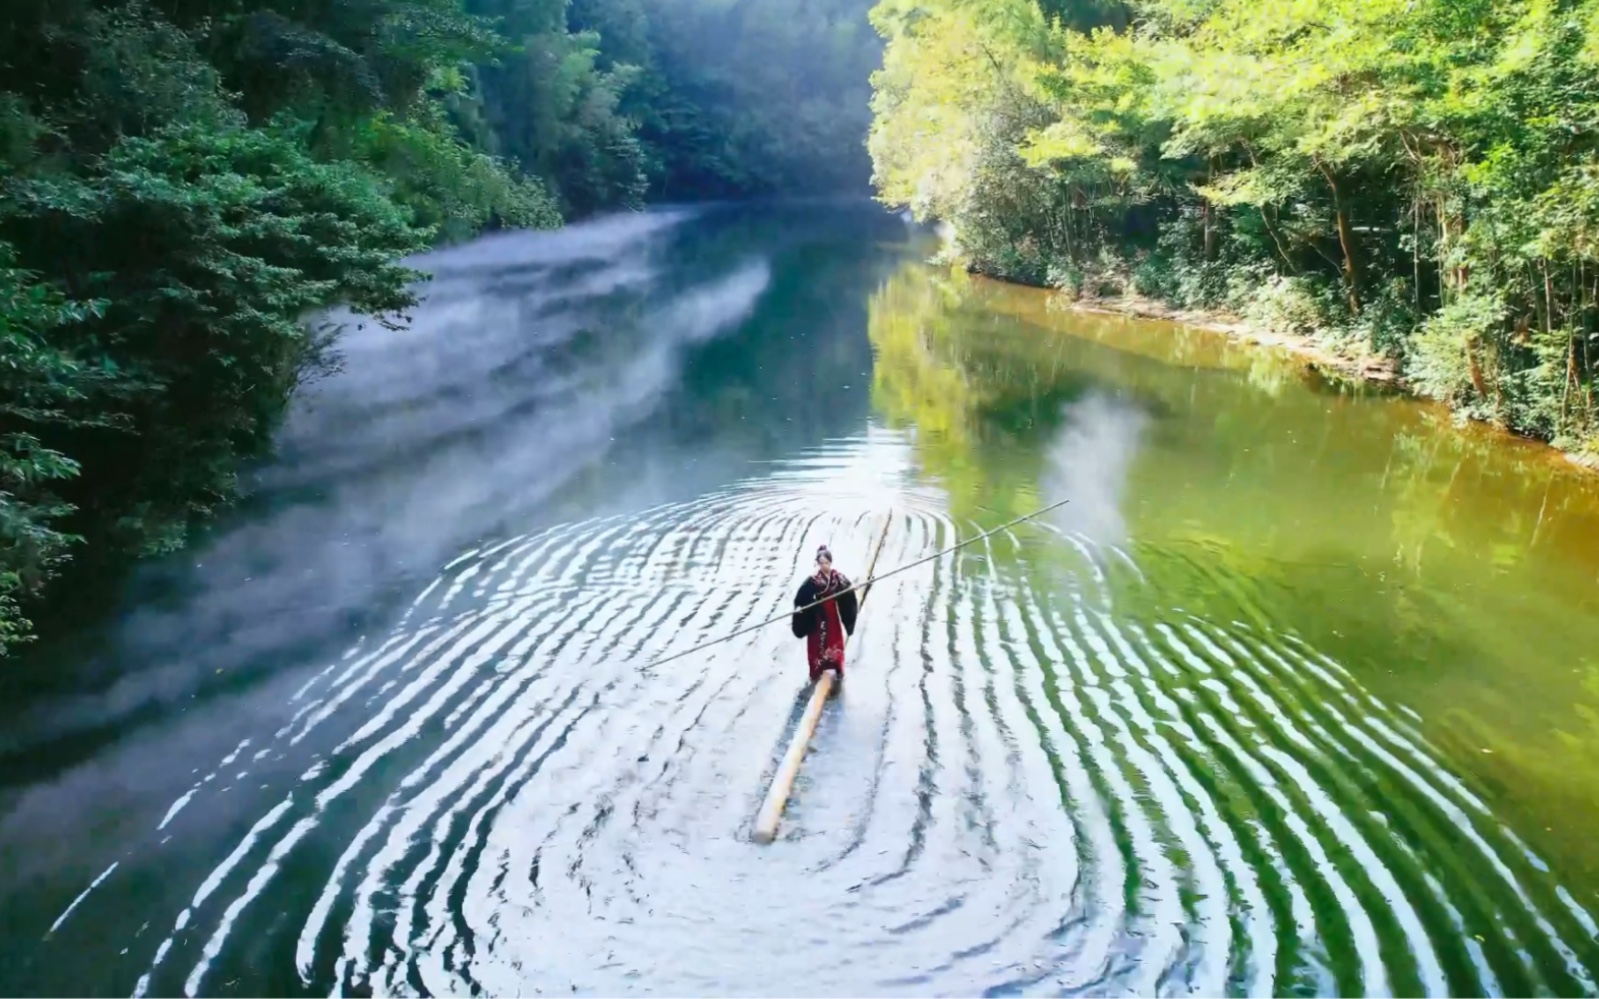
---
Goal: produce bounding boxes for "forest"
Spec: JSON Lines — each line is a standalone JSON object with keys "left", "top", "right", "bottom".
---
{"left": 0, "top": 0, "right": 880, "bottom": 652}
{"left": 11, "top": 0, "right": 1599, "bottom": 656}
{"left": 870, "top": 0, "right": 1599, "bottom": 455}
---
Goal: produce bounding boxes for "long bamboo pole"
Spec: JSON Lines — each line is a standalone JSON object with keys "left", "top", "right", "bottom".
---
{"left": 752, "top": 510, "right": 894, "bottom": 844}
{"left": 643, "top": 497, "right": 1070, "bottom": 674}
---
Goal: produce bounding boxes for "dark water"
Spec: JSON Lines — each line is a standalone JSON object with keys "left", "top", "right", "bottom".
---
{"left": 4, "top": 202, "right": 1599, "bottom": 997}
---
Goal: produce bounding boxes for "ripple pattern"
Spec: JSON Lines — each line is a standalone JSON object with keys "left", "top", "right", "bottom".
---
{"left": 111, "top": 435, "right": 1598, "bottom": 997}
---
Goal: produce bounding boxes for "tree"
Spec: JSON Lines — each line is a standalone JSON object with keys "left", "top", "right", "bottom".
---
{"left": 867, "top": 0, "right": 1599, "bottom": 452}
{"left": 0, "top": 0, "right": 886, "bottom": 652}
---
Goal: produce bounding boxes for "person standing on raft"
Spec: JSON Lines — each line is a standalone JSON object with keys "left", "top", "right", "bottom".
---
{"left": 791, "top": 545, "right": 858, "bottom": 683}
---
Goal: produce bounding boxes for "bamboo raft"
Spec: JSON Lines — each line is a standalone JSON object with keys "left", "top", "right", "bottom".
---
{"left": 752, "top": 510, "right": 894, "bottom": 844}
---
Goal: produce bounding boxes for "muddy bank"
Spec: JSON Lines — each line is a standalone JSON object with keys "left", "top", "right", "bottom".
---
{"left": 1062, "top": 291, "right": 1401, "bottom": 385}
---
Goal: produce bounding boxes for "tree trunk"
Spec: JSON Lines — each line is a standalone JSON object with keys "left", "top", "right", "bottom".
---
{"left": 1412, "top": 198, "right": 1421, "bottom": 313}
{"left": 1466, "top": 336, "right": 1489, "bottom": 400}
{"left": 1437, "top": 198, "right": 1449, "bottom": 306}
{"left": 1203, "top": 159, "right": 1216, "bottom": 261}
{"left": 1317, "top": 161, "right": 1360, "bottom": 314}
{"left": 1563, "top": 324, "right": 1577, "bottom": 434}
{"left": 1260, "top": 207, "right": 1295, "bottom": 273}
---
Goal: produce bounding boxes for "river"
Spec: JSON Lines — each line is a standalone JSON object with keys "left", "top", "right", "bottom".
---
{"left": 3, "top": 201, "right": 1599, "bottom": 997}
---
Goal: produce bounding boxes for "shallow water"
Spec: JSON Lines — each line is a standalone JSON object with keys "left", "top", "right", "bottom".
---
{"left": 3, "top": 202, "right": 1599, "bottom": 996}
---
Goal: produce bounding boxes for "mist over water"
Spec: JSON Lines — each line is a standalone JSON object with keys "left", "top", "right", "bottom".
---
{"left": 1042, "top": 392, "right": 1148, "bottom": 548}
{"left": 0, "top": 209, "right": 799, "bottom": 759}
{"left": 4, "top": 202, "right": 1599, "bottom": 997}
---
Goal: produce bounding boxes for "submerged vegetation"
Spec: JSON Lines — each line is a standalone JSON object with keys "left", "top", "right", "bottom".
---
{"left": 868, "top": 0, "right": 1599, "bottom": 454}
{"left": 0, "top": 0, "right": 880, "bottom": 651}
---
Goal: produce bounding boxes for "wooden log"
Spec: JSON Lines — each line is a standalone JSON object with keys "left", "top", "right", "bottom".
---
{"left": 753, "top": 510, "right": 894, "bottom": 844}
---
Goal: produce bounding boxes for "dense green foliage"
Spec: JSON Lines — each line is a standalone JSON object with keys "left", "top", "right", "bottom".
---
{"left": 631, "top": 0, "right": 880, "bottom": 199}
{"left": 869, "top": 0, "right": 1599, "bottom": 452}
{"left": 0, "top": 0, "right": 879, "bottom": 652}
{"left": 464, "top": 0, "right": 882, "bottom": 207}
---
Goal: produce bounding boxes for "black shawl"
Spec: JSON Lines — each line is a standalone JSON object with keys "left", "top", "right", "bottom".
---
{"left": 791, "top": 571, "right": 858, "bottom": 639}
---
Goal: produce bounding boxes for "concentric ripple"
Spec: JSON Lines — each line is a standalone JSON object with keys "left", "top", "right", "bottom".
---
{"left": 104, "top": 433, "right": 1598, "bottom": 997}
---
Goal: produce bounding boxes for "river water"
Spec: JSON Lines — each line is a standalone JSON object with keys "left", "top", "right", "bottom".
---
{"left": 4, "top": 202, "right": 1599, "bottom": 997}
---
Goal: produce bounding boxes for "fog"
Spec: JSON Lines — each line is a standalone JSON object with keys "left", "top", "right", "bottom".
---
{"left": 0, "top": 201, "right": 907, "bottom": 772}
{"left": 632, "top": 0, "right": 883, "bottom": 196}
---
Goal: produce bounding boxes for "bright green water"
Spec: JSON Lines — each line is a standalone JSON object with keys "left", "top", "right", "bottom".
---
{"left": 2, "top": 203, "right": 1597, "bottom": 997}
{"left": 871, "top": 261, "right": 1599, "bottom": 994}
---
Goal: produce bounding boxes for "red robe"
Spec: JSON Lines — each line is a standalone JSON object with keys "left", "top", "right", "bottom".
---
{"left": 790, "top": 569, "right": 858, "bottom": 682}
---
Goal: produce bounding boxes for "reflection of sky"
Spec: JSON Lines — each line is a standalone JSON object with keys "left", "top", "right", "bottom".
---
{"left": 1, "top": 201, "right": 913, "bottom": 766}
{"left": 1042, "top": 391, "right": 1149, "bottom": 549}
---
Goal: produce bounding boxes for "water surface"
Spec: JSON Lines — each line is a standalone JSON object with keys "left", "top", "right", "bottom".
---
{"left": 3, "top": 202, "right": 1599, "bottom": 997}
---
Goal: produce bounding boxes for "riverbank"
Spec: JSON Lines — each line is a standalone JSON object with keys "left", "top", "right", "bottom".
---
{"left": 1008, "top": 281, "right": 1599, "bottom": 475}
{"left": 1065, "top": 291, "right": 1400, "bottom": 385}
